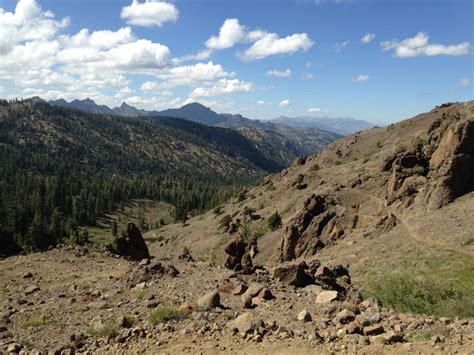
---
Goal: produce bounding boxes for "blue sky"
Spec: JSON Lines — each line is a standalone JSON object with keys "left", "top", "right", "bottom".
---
{"left": 0, "top": 0, "right": 472, "bottom": 124}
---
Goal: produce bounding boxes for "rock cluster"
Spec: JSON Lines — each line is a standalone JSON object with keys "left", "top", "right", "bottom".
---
{"left": 273, "top": 260, "right": 352, "bottom": 297}
{"left": 126, "top": 260, "right": 179, "bottom": 288}
{"left": 224, "top": 234, "right": 257, "bottom": 274}
{"left": 276, "top": 195, "right": 353, "bottom": 262}
{"left": 108, "top": 222, "right": 150, "bottom": 261}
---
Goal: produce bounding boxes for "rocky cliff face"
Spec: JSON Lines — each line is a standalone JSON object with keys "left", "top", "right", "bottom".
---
{"left": 270, "top": 102, "right": 474, "bottom": 262}
{"left": 384, "top": 104, "right": 474, "bottom": 210}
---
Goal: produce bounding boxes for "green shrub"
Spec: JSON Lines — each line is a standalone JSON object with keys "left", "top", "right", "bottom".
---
{"left": 365, "top": 272, "right": 474, "bottom": 318}
{"left": 268, "top": 211, "right": 282, "bottom": 231}
{"left": 243, "top": 206, "right": 256, "bottom": 217}
{"left": 218, "top": 214, "right": 232, "bottom": 229}
{"left": 149, "top": 306, "right": 185, "bottom": 325}
{"left": 22, "top": 318, "right": 53, "bottom": 328}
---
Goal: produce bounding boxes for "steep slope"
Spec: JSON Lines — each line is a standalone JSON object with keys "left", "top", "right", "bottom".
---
{"left": 45, "top": 99, "right": 340, "bottom": 165}
{"left": 1, "top": 102, "right": 472, "bottom": 354}
{"left": 218, "top": 114, "right": 340, "bottom": 159}
{"left": 272, "top": 115, "right": 374, "bottom": 135}
{"left": 151, "top": 101, "right": 474, "bottom": 312}
{"left": 0, "top": 99, "right": 283, "bottom": 252}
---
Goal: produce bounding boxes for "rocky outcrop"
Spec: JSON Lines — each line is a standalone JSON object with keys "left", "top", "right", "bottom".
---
{"left": 383, "top": 109, "right": 474, "bottom": 209}
{"left": 276, "top": 195, "right": 346, "bottom": 262}
{"left": 424, "top": 113, "right": 474, "bottom": 209}
{"left": 224, "top": 235, "right": 246, "bottom": 270}
{"left": 111, "top": 222, "right": 150, "bottom": 261}
{"left": 383, "top": 143, "right": 429, "bottom": 207}
{"left": 224, "top": 234, "right": 257, "bottom": 274}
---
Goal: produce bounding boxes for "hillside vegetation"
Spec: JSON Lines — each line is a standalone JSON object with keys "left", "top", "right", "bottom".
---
{"left": 0, "top": 99, "right": 285, "bottom": 253}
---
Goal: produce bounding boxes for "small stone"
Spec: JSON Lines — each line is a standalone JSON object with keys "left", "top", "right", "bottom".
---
{"left": 22, "top": 272, "right": 33, "bottom": 279}
{"left": 336, "top": 328, "right": 347, "bottom": 338}
{"left": 384, "top": 330, "right": 403, "bottom": 343}
{"left": 24, "top": 285, "right": 40, "bottom": 296}
{"left": 334, "top": 309, "right": 356, "bottom": 324}
{"left": 197, "top": 290, "right": 220, "bottom": 310}
{"left": 232, "top": 284, "right": 247, "bottom": 296}
{"left": 344, "top": 322, "right": 362, "bottom": 334}
{"left": 363, "top": 324, "right": 384, "bottom": 336}
{"left": 117, "top": 315, "right": 133, "bottom": 328}
{"left": 299, "top": 284, "right": 323, "bottom": 296}
{"left": 179, "top": 303, "right": 193, "bottom": 313}
{"left": 138, "top": 259, "right": 150, "bottom": 266}
{"left": 241, "top": 283, "right": 264, "bottom": 308}
{"left": 297, "top": 310, "right": 312, "bottom": 322}
{"left": 369, "top": 335, "right": 387, "bottom": 345}
{"left": 439, "top": 317, "right": 451, "bottom": 324}
{"left": 316, "top": 290, "right": 339, "bottom": 304}
{"left": 133, "top": 282, "right": 147, "bottom": 290}
{"left": 258, "top": 288, "right": 273, "bottom": 300}
{"left": 7, "top": 343, "right": 22, "bottom": 353}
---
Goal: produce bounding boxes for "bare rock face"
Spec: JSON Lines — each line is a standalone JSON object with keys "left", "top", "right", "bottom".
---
{"left": 424, "top": 115, "right": 474, "bottom": 209}
{"left": 383, "top": 144, "right": 429, "bottom": 207}
{"left": 112, "top": 222, "right": 150, "bottom": 261}
{"left": 276, "top": 195, "right": 346, "bottom": 262}
{"left": 384, "top": 108, "right": 474, "bottom": 209}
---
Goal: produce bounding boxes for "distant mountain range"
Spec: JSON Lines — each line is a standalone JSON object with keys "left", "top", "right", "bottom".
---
{"left": 31, "top": 97, "right": 342, "bottom": 163}
{"left": 33, "top": 97, "right": 372, "bottom": 137}
{"left": 270, "top": 115, "right": 374, "bottom": 136}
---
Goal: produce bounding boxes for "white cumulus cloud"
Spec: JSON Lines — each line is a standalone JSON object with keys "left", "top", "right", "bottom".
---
{"left": 266, "top": 69, "right": 292, "bottom": 78}
{"left": 257, "top": 100, "right": 265, "bottom": 105}
{"left": 352, "top": 74, "right": 370, "bottom": 82}
{"left": 205, "top": 18, "right": 246, "bottom": 50}
{"left": 308, "top": 107, "right": 322, "bottom": 113}
{"left": 279, "top": 99, "right": 290, "bottom": 106}
{"left": 381, "top": 32, "right": 471, "bottom": 57}
{"left": 189, "top": 78, "right": 254, "bottom": 98}
{"left": 242, "top": 33, "right": 313, "bottom": 60}
{"left": 361, "top": 33, "right": 375, "bottom": 44}
{"left": 121, "top": 0, "right": 178, "bottom": 27}
{"left": 205, "top": 18, "right": 313, "bottom": 61}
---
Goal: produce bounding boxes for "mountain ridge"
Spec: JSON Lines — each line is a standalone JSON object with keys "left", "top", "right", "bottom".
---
{"left": 31, "top": 97, "right": 341, "bottom": 165}
{"left": 271, "top": 115, "right": 374, "bottom": 135}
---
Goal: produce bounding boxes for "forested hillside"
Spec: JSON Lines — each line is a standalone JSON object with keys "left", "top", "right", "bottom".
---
{"left": 0, "top": 99, "right": 283, "bottom": 253}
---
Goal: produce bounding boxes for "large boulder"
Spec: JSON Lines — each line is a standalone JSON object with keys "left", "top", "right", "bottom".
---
{"left": 228, "top": 313, "right": 264, "bottom": 334}
{"left": 275, "top": 195, "right": 350, "bottom": 262}
{"left": 273, "top": 260, "right": 314, "bottom": 288}
{"left": 113, "top": 222, "right": 150, "bottom": 261}
{"left": 197, "top": 290, "right": 221, "bottom": 310}
{"left": 224, "top": 234, "right": 246, "bottom": 270}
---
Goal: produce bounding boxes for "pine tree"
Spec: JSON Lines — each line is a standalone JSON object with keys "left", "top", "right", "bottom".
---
{"left": 112, "top": 220, "right": 118, "bottom": 237}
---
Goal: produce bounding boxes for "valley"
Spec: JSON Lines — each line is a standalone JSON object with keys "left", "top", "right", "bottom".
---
{"left": 0, "top": 101, "right": 473, "bottom": 354}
